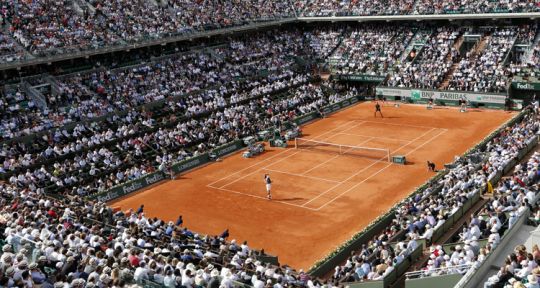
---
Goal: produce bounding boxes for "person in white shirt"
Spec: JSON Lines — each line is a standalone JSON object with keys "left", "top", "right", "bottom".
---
{"left": 134, "top": 262, "right": 149, "bottom": 281}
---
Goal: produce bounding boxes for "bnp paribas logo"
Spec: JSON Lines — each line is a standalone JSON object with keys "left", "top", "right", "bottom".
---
{"left": 411, "top": 90, "right": 421, "bottom": 100}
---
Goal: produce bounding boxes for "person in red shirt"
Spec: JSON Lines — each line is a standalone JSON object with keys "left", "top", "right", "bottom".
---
{"left": 128, "top": 249, "right": 140, "bottom": 267}
{"left": 47, "top": 209, "right": 58, "bottom": 218}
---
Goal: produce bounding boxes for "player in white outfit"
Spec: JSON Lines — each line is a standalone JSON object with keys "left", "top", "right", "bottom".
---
{"left": 264, "top": 174, "right": 272, "bottom": 200}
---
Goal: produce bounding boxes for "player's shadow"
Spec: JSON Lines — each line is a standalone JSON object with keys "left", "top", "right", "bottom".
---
{"left": 273, "top": 197, "right": 305, "bottom": 202}
{"left": 382, "top": 116, "right": 400, "bottom": 119}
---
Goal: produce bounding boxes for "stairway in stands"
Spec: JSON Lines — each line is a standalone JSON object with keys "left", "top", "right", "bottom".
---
{"left": 438, "top": 34, "right": 489, "bottom": 90}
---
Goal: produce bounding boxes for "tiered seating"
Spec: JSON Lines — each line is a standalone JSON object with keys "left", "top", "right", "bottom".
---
{"left": 330, "top": 25, "right": 415, "bottom": 76}
{"left": 448, "top": 28, "right": 518, "bottom": 93}
{"left": 387, "top": 27, "right": 462, "bottom": 89}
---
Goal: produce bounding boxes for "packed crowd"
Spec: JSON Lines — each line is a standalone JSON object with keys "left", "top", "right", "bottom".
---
{"left": 303, "top": 28, "right": 344, "bottom": 60}
{"left": 1, "top": 66, "right": 361, "bottom": 198}
{"left": 2, "top": 0, "right": 296, "bottom": 57}
{"left": 300, "top": 0, "right": 540, "bottom": 16}
{"left": 412, "top": 0, "right": 540, "bottom": 15}
{"left": 387, "top": 27, "right": 462, "bottom": 89}
{"left": 0, "top": 181, "right": 321, "bottom": 287}
{"left": 300, "top": 0, "right": 415, "bottom": 17}
{"left": 485, "top": 244, "right": 540, "bottom": 288}
{"left": 418, "top": 114, "right": 540, "bottom": 280}
{"left": 330, "top": 25, "right": 415, "bottom": 76}
{"left": 481, "top": 149, "right": 540, "bottom": 288}
{"left": 448, "top": 28, "right": 517, "bottom": 93}
{"left": 0, "top": 0, "right": 538, "bottom": 62}
{"left": 505, "top": 24, "right": 540, "bottom": 79}
{"left": 327, "top": 110, "right": 539, "bottom": 284}
{"left": 1, "top": 70, "right": 306, "bottom": 194}
{"left": 9, "top": 0, "right": 120, "bottom": 56}
{"left": 0, "top": 29, "right": 325, "bottom": 141}
{"left": 0, "top": 31, "right": 23, "bottom": 63}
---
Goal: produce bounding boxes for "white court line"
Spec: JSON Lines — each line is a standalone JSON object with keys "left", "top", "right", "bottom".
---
{"left": 300, "top": 136, "right": 374, "bottom": 175}
{"left": 336, "top": 132, "right": 411, "bottom": 143}
{"left": 403, "top": 129, "right": 448, "bottom": 156}
{"left": 301, "top": 128, "right": 436, "bottom": 207}
{"left": 216, "top": 121, "right": 367, "bottom": 189}
{"left": 359, "top": 120, "right": 440, "bottom": 130}
{"left": 206, "top": 120, "right": 356, "bottom": 187}
{"left": 262, "top": 168, "right": 340, "bottom": 183}
{"left": 208, "top": 185, "right": 318, "bottom": 211}
{"left": 313, "top": 128, "right": 448, "bottom": 211}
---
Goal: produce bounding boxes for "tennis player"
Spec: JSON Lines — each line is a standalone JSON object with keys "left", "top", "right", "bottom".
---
{"left": 375, "top": 102, "right": 384, "bottom": 118}
{"left": 459, "top": 98, "right": 467, "bottom": 112}
{"left": 264, "top": 174, "right": 272, "bottom": 200}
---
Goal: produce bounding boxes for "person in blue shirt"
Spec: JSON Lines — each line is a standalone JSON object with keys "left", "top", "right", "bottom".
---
{"left": 220, "top": 229, "right": 229, "bottom": 239}
{"left": 165, "top": 224, "right": 174, "bottom": 236}
{"left": 175, "top": 215, "right": 183, "bottom": 226}
{"left": 136, "top": 204, "right": 144, "bottom": 215}
{"left": 30, "top": 263, "right": 48, "bottom": 284}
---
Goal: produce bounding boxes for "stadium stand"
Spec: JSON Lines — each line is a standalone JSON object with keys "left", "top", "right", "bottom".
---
{"left": 0, "top": 1, "right": 540, "bottom": 288}
{"left": 0, "top": 106, "right": 537, "bottom": 288}
{"left": 0, "top": 182, "right": 316, "bottom": 287}
{"left": 329, "top": 25, "right": 416, "bottom": 76}
{"left": 300, "top": 0, "right": 540, "bottom": 16}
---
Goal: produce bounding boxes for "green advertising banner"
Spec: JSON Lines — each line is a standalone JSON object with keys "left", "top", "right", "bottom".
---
{"left": 88, "top": 171, "right": 166, "bottom": 202}
{"left": 171, "top": 154, "right": 210, "bottom": 174}
{"left": 512, "top": 81, "right": 540, "bottom": 91}
{"left": 294, "top": 112, "right": 319, "bottom": 125}
{"left": 336, "top": 74, "right": 386, "bottom": 83}
{"left": 212, "top": 140, "right": 244, "bottom": 158}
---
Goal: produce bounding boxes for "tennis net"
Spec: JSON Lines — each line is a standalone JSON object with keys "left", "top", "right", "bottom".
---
{"left": 294, "top": 138, "right": 391, "bottom": 161}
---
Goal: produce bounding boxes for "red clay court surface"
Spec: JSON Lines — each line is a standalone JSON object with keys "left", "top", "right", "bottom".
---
{"left": 110, "top": 102, "right": 515, "bottom": 270}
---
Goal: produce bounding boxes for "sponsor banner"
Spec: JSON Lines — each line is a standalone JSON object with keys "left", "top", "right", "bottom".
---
{"left": 320, "top": 96, "right": 361, "bottom": 115}
{"left": 89, "top": 171, "right": 166, "bottom": 202}
{"left": 322, "top": 103, "right": 340, "bottom": 114}
{"left": 212, "top": 140, "right": 244, "bottom": 158}
{"left": 336, "top": 74, "right": 386, "bottom": 83}
{"left": 294, "top": 112, "right": 318, "bottom": 125}
{"left": 172, "top": 154, "right": 210, "bottom": 174}
{"left": 512, "top": 81, "right": 540, "bottom": 91}
{"left": 340, "top": 99, "right": 351, "bottom": 107}
{"left": 377, "top": 87, "right": 507, "bottom": 104}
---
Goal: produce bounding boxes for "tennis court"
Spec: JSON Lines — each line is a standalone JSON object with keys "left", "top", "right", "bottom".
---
{"left": 208, "top": 120, "right": 447, "bottom": 210}
{"left": 110, "top": 102, "right": 515, "bottom": 270}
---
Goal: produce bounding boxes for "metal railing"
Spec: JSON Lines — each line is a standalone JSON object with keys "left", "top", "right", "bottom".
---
{"left": 405, "top": 264, "right": 472, "bottom": 279}
{"left": 9, "top": 235, "right": 42, "bottom": 264}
